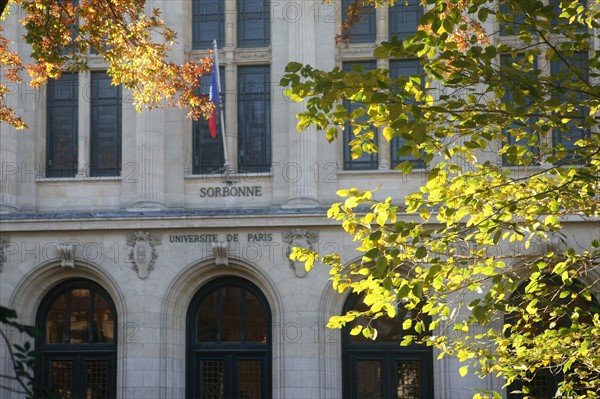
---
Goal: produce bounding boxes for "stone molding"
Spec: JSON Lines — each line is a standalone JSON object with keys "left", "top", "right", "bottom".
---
{"left": 57, "top": 243, "right": 76, "bottom": 268}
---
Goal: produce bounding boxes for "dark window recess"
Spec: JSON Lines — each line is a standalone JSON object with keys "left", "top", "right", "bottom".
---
{"left": 342, "top": 0, "right": 376, "bottom": 43}
{"left": 389, "top": 59, "right": 426, "bottom": 169}
{"left": 237, "top": 0, "right": 270, "bottom": 47}
{"left": 238, "top": 65, "right": 271, "bottom": 173}
{"left": 37, "top": 280, "right": 117, "bottom": 399}
{"left": 187, "top": 277, "right": 272, "bottom": 399}
{"left": 193, "top": 67, "right": 225, "bottom": 174}
{"left": 90, "top": 72, "right": 122, "bottom": 177}
{"left": 342, "top": 61, "right": 378, "bottom": 170}
{"left": 499, "top": 54, "right": 539, "bottom": 166}
{"left": 389, "top": 0, "right": 422, "bottom": 40}
{"left": 499, "top": 3, "right": 526, "bottom": 36}
{"left": 46, "top": 73, "right": 78, "bottom": 178}
{"left": 342, "top": 295, "right": 434, "bottom": 399}
{"left": 550, "top": 51, "right": 590, "bottom": 164}
{"left": 192, "top": 0, "right": 224, "bottom": 49}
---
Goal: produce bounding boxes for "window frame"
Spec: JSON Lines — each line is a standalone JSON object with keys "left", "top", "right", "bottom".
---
{"left": 186, "top": 277, "right": 272, "bottom": 399}
{"left": 36, "top": 279, "right": 118, "bottom": 398}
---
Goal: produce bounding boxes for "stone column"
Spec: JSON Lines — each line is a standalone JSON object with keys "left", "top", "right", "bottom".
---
{"left": 132, "top": 109, "right": 166, "bottom": 209}
{"left": 377, "top": 7, "right": 391, "bottom": 170}
{"left": 0, "top": 117, "right": 18, "bottom": 213}
{"left": 284, "top": 2, "right": 320, "bottom": 207}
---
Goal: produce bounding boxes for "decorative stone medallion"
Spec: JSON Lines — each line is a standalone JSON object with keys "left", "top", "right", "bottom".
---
{"left": 127, "top": 232, "right": 162, "bottom": 279}
{"left": 282, "top": 229, "right": 318, "bottom": 278}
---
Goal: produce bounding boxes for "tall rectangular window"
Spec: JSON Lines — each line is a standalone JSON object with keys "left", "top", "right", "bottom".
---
{"left": 46, "top": 73, "right": 78, "bottom": 178}
{"left": 90, "top": 72, "right": 122, "bottom": 177}
{"left": 550, "top": 51, "right": 589, "bottom": 162}
{"left": 389, "top": 0, "right": 421, "bottom": 40}
{"left": 192, "top": 0, "right": 224, "bottom": 49}
{"left": 342, "top": 0, "right": 376, "bottom": 43}
{"left": 389, "top": 59, "right": 425, "bottom": 169}
{"left": 238, "top": 66, "right": 271, "bottom": 173}
{"left": 342, "top": 61, "right": 378, "bottom": 171}
{"left": 500, "top": 54, "right": 539, "bottom": 166}
{"left": 237, "top": 0, "right": 270, "bottom": 47}
{"left": 193, "top": 67, "right": 225, "bottom": 174}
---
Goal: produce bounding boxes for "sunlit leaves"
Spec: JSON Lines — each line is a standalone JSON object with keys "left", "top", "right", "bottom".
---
{"left": 1, "top": 0, "right": 213, "bottom": 128}
{"left": 282, "top": 0, "right": 600, "bottom": 397}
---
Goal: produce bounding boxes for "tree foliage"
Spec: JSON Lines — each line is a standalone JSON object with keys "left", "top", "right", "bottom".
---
{"left": 282, "top": 0, "right": 600, "bottom": 397}
{"left": 0, "top": 0, "right": 213, "bottom": 129}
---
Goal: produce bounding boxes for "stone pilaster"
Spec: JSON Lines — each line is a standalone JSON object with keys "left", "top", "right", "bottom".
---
{"left": 284, "top": 2, "right": 320, "bottom": 207}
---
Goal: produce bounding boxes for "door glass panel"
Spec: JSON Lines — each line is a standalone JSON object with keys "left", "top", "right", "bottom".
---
{"left": 50, "top": 360, "right": 73, "bottom": 398}
{"left": 356, "top": 360, "right": 381, "bottom": 399}
{"left": 245, "top": 291, "right": 267, "bottom": 342}
{"left": 94, "top": 293, "right": 115, "bottom": 343}
{"left": 396, "top": 361, "right": 420, "bottom": 399}
{"left": 238, "top": 360, "right": 261, "bottom": 399}
{"left": 86, "top": 360, "right": 108, "bottom": 399}
{"left": 71, "top": 289, "right": 91, "bottom": 343}
{"left": 198, "top": 290, "right": 218, "bottom": 342}
{"left": 201, "top": 360, "right": 225, "bottom": 399}
{"left": 221, "top": 287, "right": 242, "bottom": 342}
{"left": 46, "top": 293, "right": 68, "bottom": 343}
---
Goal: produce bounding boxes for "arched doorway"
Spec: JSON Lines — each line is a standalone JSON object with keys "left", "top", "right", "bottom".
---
{"left": 186, "top": 277, "right": 272, "bottom": 398}
{"left": 342, "top": 295, "right": 433, "bottom": 399}
{"left": 36, "top": 279, "right": 117, "bottom": 398}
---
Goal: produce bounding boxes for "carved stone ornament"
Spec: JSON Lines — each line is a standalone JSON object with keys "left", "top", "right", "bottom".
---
{"left": 57, "top": 243, "right": 76, "bottom": 268}
{"left": 127, "top": 232, "right": 162, "bottom": 279}
{"left": 212, "top": 242, "right": 229, "bottom": 266}
{"left": 282, "top": 229, "right": 318, "bottom": 278}
{"left": 0, "top": 236, "right": 9, "bottom": 273}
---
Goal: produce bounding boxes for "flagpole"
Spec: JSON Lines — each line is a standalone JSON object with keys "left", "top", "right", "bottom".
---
{"left": 213, "top": 40, "right": 231, "bottom": 177}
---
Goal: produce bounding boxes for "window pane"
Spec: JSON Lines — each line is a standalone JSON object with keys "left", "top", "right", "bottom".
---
{"left": 193, "top": 0, "right": 224, "bottom": 49}
{"left": 396, "top": 361, "right": 420, "bottom": 399}
{"left": 90, "top": 71, "right": 122, "bottom": 177}
{"left": 342, "top": 0, "right": 376, "bottom": 43}
{"left": 94, "top": 293, "right": 115, "bottom": 343}
{"left": 86, "top": 360, "right": 109, "bottom": 399}
{"left": 238, "top": 66, "right": 271, "bottom": 173}
{"left": 193, "top": 67, "right": 225, "bottom": 174}
{"left": 389, "top": 1, "right": 421, "bottom": 40}
{"left": 499, "top": 3, "right": 526, "bottom": 36}
{"left": 389, "top": 59, "right": 425, "bottom": 169}
{"left": 356, "top": 360, "right": 382, "bottom": 399}
{"left": 201, "top": 360, "right": 225, "bottom": 399}
{"left": 49, "top": 360, "right": 73, "bottom": 399}
{"left": 46, "top": 73, "right": 78, "bottom": 178}
{"left": 238, "top": 360, "right": 261, "bottom": 399}
{"left": 342, "top": 61, "right": 378, "bottom": 170}
{"left": 221, "top": 286, "right": 242, "bottom": 342}
{"left": 550, "top": 52, "right": 589, "bottom": 162}
{"left": 197, "top": 290, "right": 218, "bottom": 342}
{"left": 500, "top": 54, "right": 539, "bottom": 166}
{"left": 237, "top": 0, "right": 270, "bottom": 47}
{"left": 46, "top": 292, "right": 68, "bottom": 344}
{"left": 245, "top": 290, "right": 267, "bottom": 343}
{"left": 70, "top": 288, "right": 91, "bottom": 343}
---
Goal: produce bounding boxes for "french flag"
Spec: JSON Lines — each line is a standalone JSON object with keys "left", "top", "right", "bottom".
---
{"left": 208, "top": 67, "right": 219, "bottom": 139}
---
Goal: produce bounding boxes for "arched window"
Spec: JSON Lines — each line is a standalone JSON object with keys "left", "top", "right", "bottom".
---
{"left": 36, "top": 279, "right": 117, "bottom": 398}
{"left": 342, "top": 295, "right": 433, "bottom": 399}
{"left": 187, "top": 277, "right": 272, "bottom": 399}
{"left": 506, "top": 276, "right": 599, "bottom": 399}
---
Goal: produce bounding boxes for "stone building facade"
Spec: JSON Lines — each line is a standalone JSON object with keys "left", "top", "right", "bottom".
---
{"left": 0, "top": 1, "right": 596, "bottom": 398}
